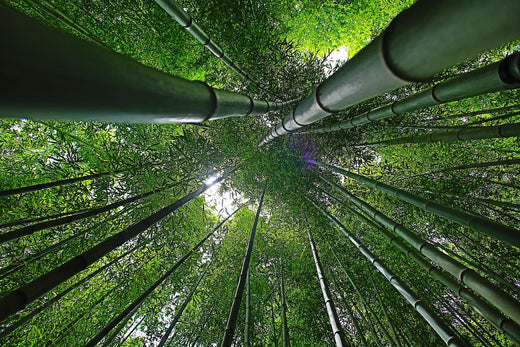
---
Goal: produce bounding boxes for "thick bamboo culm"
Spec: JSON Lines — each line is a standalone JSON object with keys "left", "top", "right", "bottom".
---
{"left": 320, "top": 187, "right": 520, "bottom": 344}
{"left": 359, "top": 123, "right": 520, "bottom": 147}
{"left": 154, "top": 0, "right": 277, "bottom": 98}
{"left": 319, "top": 176, "right": 520, "bottom": 334}
{"left": 0, "top": 172, "right": 231, "bottom": 322}
{"left": 221, "top": 184, "right": 266, "bottom": 347}
{"left": 305, "top": 54, "right": 520, "bottom": 135}
{"left": 313, "top": 160, "right": 520, "bottom": 247}
{"left": 307, "top": 198, "right": 462, "bottom": 346}
{"left": 307, "top": 229, "right": 348, "bottom": 346}
{"left": 259, "top": 0, "right": 520, "bottom": 145}
{"left": 0, "top": 8, "right": 293, "bottom": 123}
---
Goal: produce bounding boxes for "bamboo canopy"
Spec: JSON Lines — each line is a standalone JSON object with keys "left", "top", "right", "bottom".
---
{"left": 0, "top": 8, "right": 294, "bottom": 123}
{"left": 259, "top": 0, "right": 520, "bottom": 145}
{"left": 302, "top": 54, "right": 520, "bottom": 135}
{"left": 308, "top": 198, "right": 462, "bottom": 346}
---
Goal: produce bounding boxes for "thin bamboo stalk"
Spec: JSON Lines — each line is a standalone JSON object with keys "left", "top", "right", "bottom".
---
{"left": 260, "top": 1, "right": 520, "bottom": 144}
{"left": 307, "top": 229, "right": 348, "bottom": 346}
{"left": 158, "top": 261, "right": 212, "bottom": 347}
{"left": 313, "top": 160, "right": 520, "bottom": 247}
{"left": 308, "top": 198, "right": 463, "bottom": 346}
{"left": 319, "top": 177, "right": 520, "bottom": 343}
{"left": 305, "top": 54, "right": 520, "bottom": 135}
{"left": 244, "top": 269, "right": 251, "bottom": 346}
{"left": 221, "top": 183, "right": 266, "bottom": 347}
{"left": 0, "top": 8, "right": 290, "bottom": 123}
{"left": 359, "top": 123, "right": 520, "bottom": 147}
{"left": 280, "top": 260, "right": 290, "bottom": 347}
{"left": 0, "top": 171, "right": 232, "bottom": 322}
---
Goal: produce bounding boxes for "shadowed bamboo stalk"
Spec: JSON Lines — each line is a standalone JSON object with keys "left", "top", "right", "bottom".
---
{"left": 0, "top": 177, "right": 192, "bottom": 244}
{"left": 158, "top": 261, "right": 212, "bottom": 347}
{"left": 307, "top": 229, "right": 348, "bottom": 346}
{"left": 389, "top": 158, "right": 520, "bottom": 183}
{"left": 85, "top": 210, "right": 235, "bottom": 347}
{"left": 313, "top": 160, "right": 520, "bottom": 247}
{"left": 260, "top": 1, "right": 520, "bottom": 145}
{"left": 0, "top": 171, "right": 232, "bottom": 322}
{"left": 221, "top": 184, "right": 266, "bottom": 347}
{"left": 118, "top": 316, "right": 145, "bottom": 346}
{"left": 0, "top": 169, "right": 125, "bottom": 199}
{"left": 319, "top": 176, "right": 520, "bottom": 341}
{"left": 101, "top": 302, "right": 141, "bottom": 347}
{"left": 280, "top": 260, "right": 290, "bottom": 347}
{"left": 0, "top": 8, "right": 291, "bottom": 123}
{"left": 0, "top": 207, "right": 94, "bottom": 230}
{"left": 245, "top": 269, "right": 251, "bottom": 346}
{"left": 303, "top": 54, "right": 520, "bottom": 136}
{"left": 153, "top": 0, "right": 282, "bottom": 99}
{"left": 308, "top": 198, "right": 463, "bottom": 346}
{"left": 358, "top": 123, "right": 520, "bottom": 147}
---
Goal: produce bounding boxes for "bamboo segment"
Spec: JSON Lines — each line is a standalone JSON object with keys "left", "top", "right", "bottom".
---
{"left": 85, "top": 212, "right": 232, "bottom": 346}
{"left": 360, "top": 123, "right": 520, "bottom": 147}
{"left": 307, "top": 198, "right": 462, "bottom": 346}
{"left": 280, "top": 262, "right": 290, "bottom": 347}
{"left": 244, "top": 269, "right": 251, "bottom": 347}
{"left": 153, "top": 0, "right": 275, "bottom": 97}
{"left": 307, "top": 54, "right": 520, "bottom": 135}
{"left": 0, "top": 172, "right": 231, "bottom": 322}
{"left": 307, "top": 230, "right": 348, "bottom": 346}
{"left": 158, "top": 262, "right": 211, "bottom": 347}
{"left": 0, "top": 8, "right": 291, "bottom": 123}
{"left": 221, "top": 184, "right": 266, "bottom": 347}
{"left": 319, "top": 176, "right": 520, "bottom": 333}
{"left": 259, "top": 0, "right": 520, "bottom": 145}
{"left": 313, "top": 160, "right": 520, "bottom": 247}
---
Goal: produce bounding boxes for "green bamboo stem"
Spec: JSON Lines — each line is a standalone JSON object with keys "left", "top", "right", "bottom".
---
{"left": 0, "top": 8, "right": 290, "bottom": 123}
{"left": 0, "top": 169, "right": 124, "bottom": 199}
{"left": 244, "top": 269, "right": 251, "bottom": 347}
{"left": 279, "top": 259, "right": 290, "bottom": 347}
{"left": 85, "top": 209, "right": 234, "bottom": 346}
{"left": 304, "top": 54, "right": 520, "bottom": 136}
{"left": 314, "top": 160, "right": 520, "bottom": 247}
{"left": 153, "top": 0, "right": 283, "bottom": 99}
{"left": 319, "top": 177, "right": 520, "bottom": 343}
{"left": 329, "top": 247, "right": 382, "bottom": 346}
{"left": 118, "top": 316, "right": 145, "bottom": 346}
{"left": 332, "top": 279, "right": 368, "bottom": 347}
{"left": 429, "top": 104, "right": 520, "bottom": 122}
{"left": 0, "top": 178, "right": 189, "bottom": 244}
{"left": 158, "top": 262, "right": 212, "bottom": 347}
{"left": 307, "top": 230, "right": 348, "bottom": 346}
{"left": 0, "top": 207, "right": 94, "bottom": 230}
{"left": 0, "top": 171, "right": 231, "bottom": 322}
{"left": 466, "top": 111, "right": 520, "bottom": 126}
{"left": 309, "top": 198, "right": 463, "bottom": 346}
{"left": 260, "top": 1, "right": 520, "bottom": 145}
{"left": 359, "top": 123, "right": 520, "bottom": 147}
{"left": 221, "top": 183, "right": 266, "bottom": 347}
{"left": 389, "top": 158, "right": 520, "bottom": 183}
{"left": 101, "top": 303, "right": 141, "bottom": 347}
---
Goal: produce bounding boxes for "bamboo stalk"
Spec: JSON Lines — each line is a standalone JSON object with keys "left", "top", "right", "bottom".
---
{"left": 0, "top": 8, "right": 291, "bottom": 123}
{"left": 313, "top": 160, "right": 520, "bottom": 247}
{"left": 280, "top": 260, "right": 290, "bottom": 347}
{"left": 307, "top": 229, "right": 348, "bottom": 346}
{"left": 260, "top": 0, "right": 520, "bottom": 145}
{"left": 308, "top": 198, "right": 463, "bottom": 346}
{"left": 0, "top": 171, "right": 232, "bottom": 322}
{"left": 221, "top": 183, "right": 266, "bottom": 347}
{"left": 319, "top": 176, "right": 520, "bottom": 342}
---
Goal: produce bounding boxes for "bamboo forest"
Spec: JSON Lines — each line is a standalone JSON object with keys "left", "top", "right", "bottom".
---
{"left": 2, "top": 0, "right": 520, "bottom": 345}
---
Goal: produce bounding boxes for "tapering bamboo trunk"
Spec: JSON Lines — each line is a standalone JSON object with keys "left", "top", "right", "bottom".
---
{"left": 260, "top": 1, "right": 520, "bottom": 145}
{"left": 0, "top": 8, "right": 289, "bottom": 123}
{"left": 280, "top": 261, "right": 290, "bottom": 347}
{"left": 359, "top": 123, "right": 520, "bottom": 147}
{"left": 244, "top": 269, "right": 251, "bottom": 346}
{"left": 314, "top": 160, "right": 520, "bottom": 247}
{"left": 308, "top": 198, "right": 463, "bottom": 346}
{"left": 307, "top": 230, "right": 348, "bottom": 346}
{"left": 306, "top": 54, "right": 520, "bottom": 135}
{"left": 0, "top": 178, "right": 189, "bottom": 244}
{"left": 0, "top": 172, "right": 231, "bottom": 322}
{"left": 158, "top": 262, "right": 212, "bottom": 347}
{"left": 319, "top": 177, "right": 520, "bottom": 344}
{"left": 221, "top": 184, "right": 266, "bottom": 347}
